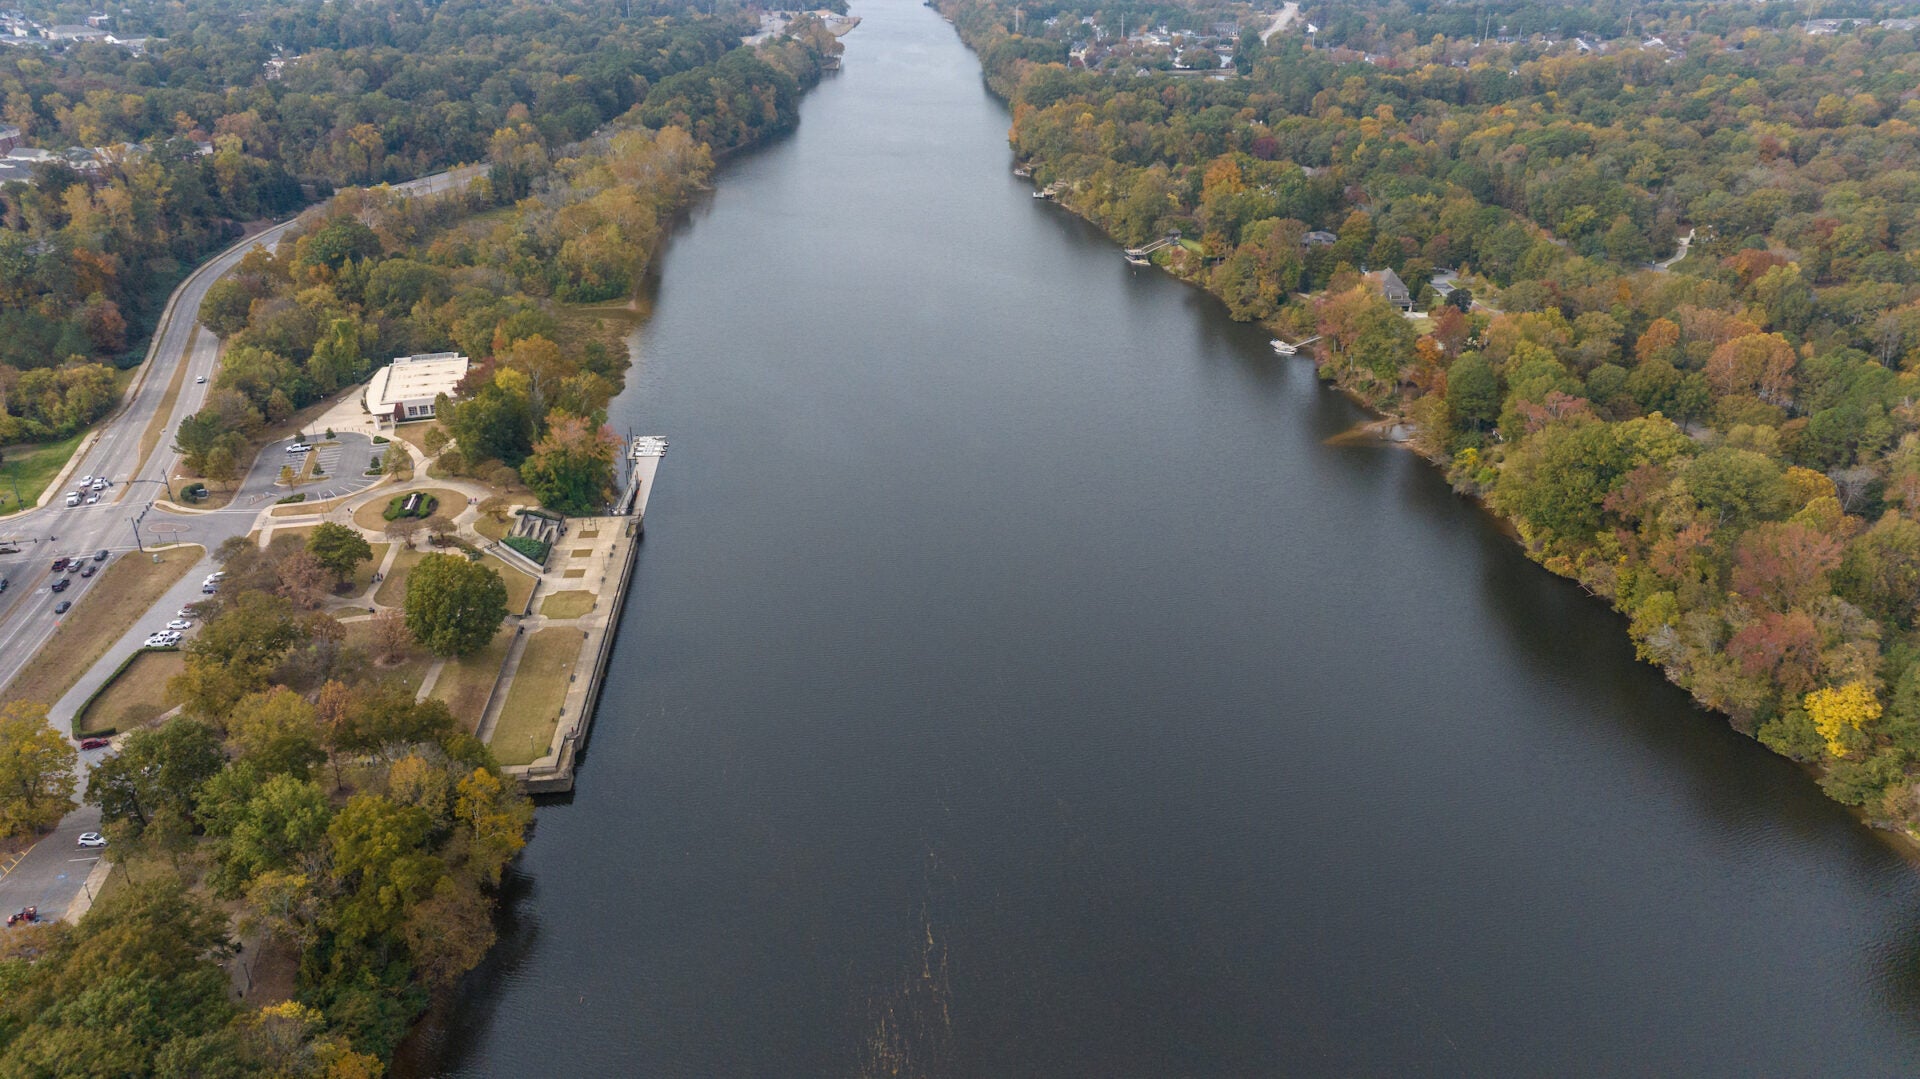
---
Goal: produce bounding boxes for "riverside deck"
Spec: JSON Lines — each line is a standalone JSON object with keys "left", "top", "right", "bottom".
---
{"left": 500, "top": 435, "right": 666, "bottom": 792}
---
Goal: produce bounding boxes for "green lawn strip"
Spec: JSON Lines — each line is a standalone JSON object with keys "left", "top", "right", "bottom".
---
{"left": 349, "top": 543, "right": 390, "bottom": 595}
{"left": 482, "top": 554, "right": 538, "bottom": 613}
{"left": 490, "top": 627, "right": 583, "bottom": 766}
{"left": 135, "top": 327, "right": 198, "bottom": 468}
{"left": 75, "top": 649, "right": 185, "bottom": 735}
{"left": 539, "top": 590, "right": 595, "bottom": 619}
{"left": 0, "top": 432, "right": 86, "bottom": 517}
{"left": 429, "top": 625, "right": 514, "bottom": 733}
{"left": 372, "top": 546, "right": 429, "bottom": 608}
{"left": 0, "top": 546, "right": 204, "bottom": 712}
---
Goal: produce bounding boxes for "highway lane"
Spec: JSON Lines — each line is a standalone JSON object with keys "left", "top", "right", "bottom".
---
{"left": 0, "top": 166, "right": 479, "bottom": 702}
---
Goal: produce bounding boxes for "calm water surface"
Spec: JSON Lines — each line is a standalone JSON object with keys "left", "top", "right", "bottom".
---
{"left": 408, "top": 2, "right": 1920, "bottom": 1073}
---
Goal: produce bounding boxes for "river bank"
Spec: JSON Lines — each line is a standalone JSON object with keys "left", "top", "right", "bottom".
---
{"left": 935, "top": 0, "right": 1920, "bottom": 838}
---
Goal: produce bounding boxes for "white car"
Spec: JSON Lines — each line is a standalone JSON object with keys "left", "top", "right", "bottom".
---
{"left": 286, "top": 442, "right": 312, "bottom": 454}
{"left": 76, "top": 832, "right": 106, "bottom": 849}
{"left": 176, "top": 608, "right": 194, "bottom": 618}
{"left": 205, "top": 571, "right": 227, "bottom": 582}
{"left": 145, "top": 632, "right": 180, "bottom": 647}
{"left": 90, "top": 478, "right": 106, "bottom": 491}
{"left": 194, "top": 375, "right": 206, "bottom": 384}
{"left": 84, "top": 493, "right": 98, "bottom": 505}
{"left": 166, "top": 619, "right": 192, "bottom": 630}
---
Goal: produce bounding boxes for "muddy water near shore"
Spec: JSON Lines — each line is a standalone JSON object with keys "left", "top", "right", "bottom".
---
{"left": 401, "top": 1, "right": 1920, "bottom": 1074}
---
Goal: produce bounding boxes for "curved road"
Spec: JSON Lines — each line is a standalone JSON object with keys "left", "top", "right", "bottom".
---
{"left": 0, "top": 165, "right": 479, "bottom": 922}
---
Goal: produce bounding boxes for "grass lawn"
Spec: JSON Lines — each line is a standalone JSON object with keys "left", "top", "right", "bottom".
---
{"left": 268, "top": 524, "right": 315, "bottom": 547}
{"left": 483, "top": 555, "right": 538, "bottom": 614}
{"left": 0, "top": 546, "right": 203, "bottom": 712}
{"left": 474, "top": 510, "right": 511, "bottom": 541}
{"left": 389, "top": 421, "right": 445, "bottom": 456}
{"left": 0, "top": 433, "right": 86, "bottom": 516}
{"left": 430, "top": 625, "right": 513, "bottom": 732}
{"left": 341, "top": 619, "right": 436, "bottom": 692}
{"left": 353, "top": 487, "right": 463, "bottom": 532}
{"left": 373, "top": 546, "right": 429, "bottom": 608}
{"left": 348, "top": 542, "right": 389, "bottom": 595}
{"left": 491, "top": 627, "right": 583, "bottom": 766}
{"left": 539, "top": 590, "right": 596, "bottom": 619}
{"left": 76, "top": 649, "right": 184, "bottom": 735}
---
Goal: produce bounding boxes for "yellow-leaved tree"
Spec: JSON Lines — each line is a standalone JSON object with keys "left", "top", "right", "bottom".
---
{"left": 1805, "top": 682, "right": 1882, "bottom": 757}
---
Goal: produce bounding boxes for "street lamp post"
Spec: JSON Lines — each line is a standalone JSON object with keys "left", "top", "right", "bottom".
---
{"left": 129, "top": 516, "right": 143, "bottom": 553}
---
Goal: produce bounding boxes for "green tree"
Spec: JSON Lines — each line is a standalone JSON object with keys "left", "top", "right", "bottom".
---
{"left": 85, "top": 718, "right": 225, "bottom": 836}
{"left": 0, "top": 702, "right": 76, "bottom": 837}
{"left": 404, "top": 554, "right": 508, "bottom": 657}
{"left": 306, "top": 522, "right": 373, "bottom": 586}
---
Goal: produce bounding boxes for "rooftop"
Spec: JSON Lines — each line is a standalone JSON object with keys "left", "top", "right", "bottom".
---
{"left": 366, "top": 352, "right": 469, "bottom": 411}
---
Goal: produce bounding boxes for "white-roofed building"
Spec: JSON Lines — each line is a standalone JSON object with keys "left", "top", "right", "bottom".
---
{"left": 364, "top": 351, "right": 469, "bottom": 426}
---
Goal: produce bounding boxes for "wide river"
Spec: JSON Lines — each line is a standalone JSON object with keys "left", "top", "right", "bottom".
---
{"left": 407, "top": 1, "right": 1920, "bottom": 1073}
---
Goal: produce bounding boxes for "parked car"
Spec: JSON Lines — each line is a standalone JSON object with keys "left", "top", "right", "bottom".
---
{"left": 8, "top": 907, "right": 37, "bottom": 926}
{"left": 166, "top": 619, "right": 192, "bottom": 630}
{"left": 53, "top": 600, "right": 69, "bottom": 614}
{"left": 92, "top": 549, "right": 107, "bottom": 561}
{"left": 76, "top": 833, "right": 106, "bottom": 849}
{"left": 78, "top": 738, "right": 109, "bottom": 750}
{"left": 201, "top": 584, "right": 218, "bottom": 595}
{"left": 286, "top": 442, "right": 313, "bottom": 454}
{"left": 205, "top": 571, "right": 226, "bottom": 582}
{"left": 79, "top": 564, "right": 96, "bottom": 578}
{"left": 49, "top": 578, "right": 68, "bottom": 593}
{"left": 0, "top": 578, "right": 9, "bottom": 592}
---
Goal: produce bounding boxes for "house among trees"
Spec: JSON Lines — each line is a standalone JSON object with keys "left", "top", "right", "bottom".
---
{"left": 1302, "top": 229, "right": 1338, "bottom": 247}
{"left": 364, "top": 351, "right": 470, "bottom": 425}
{"left": 1362, "top": 267, "right": 1413, "bottom": 311}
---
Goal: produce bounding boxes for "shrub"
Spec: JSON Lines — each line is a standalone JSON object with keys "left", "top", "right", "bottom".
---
{"left": 372, "top": 435, "right": 390, "bottom": 445}
{"left": 276, "top": 493, "right": 306, "bottom": 505}
{"left": 503, "top": 535, "right": 550, "bottom": 564}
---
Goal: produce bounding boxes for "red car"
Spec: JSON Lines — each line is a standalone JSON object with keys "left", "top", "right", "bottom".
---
{"left": 78, "top": 737, "right": 109, "bottom": 750}
{"left": 7, "top": 907, "right": 36, "bottom": 927}
{"left": 49, "top": 557, "right": 67, "bottom": 572}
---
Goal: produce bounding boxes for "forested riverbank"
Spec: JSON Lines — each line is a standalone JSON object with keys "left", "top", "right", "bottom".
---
{"left": 0, "top": 3, "right": 842, "bottom": 1073}
{"left": 937, "top": 0, "right": 1920, "bottom": 832}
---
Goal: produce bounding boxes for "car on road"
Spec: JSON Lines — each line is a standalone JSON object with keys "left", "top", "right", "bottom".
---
{"left": 53, "top": 600, "right": 69, "bottom": 614}
{"left": 92, "top": 549, "right": 107, "bottom": 561}
{"left": 195, "top": 375, "right": 206, "bottom": 384}
{"left": 79, "top": 564, "right": 96, "bottom": 578}
{"left": 76, "top": 833, "right": 106, "bottom": 849}
{"left": 78, "top": 738, "right": 109, "bottom": 750}
{"left": 90, "top": 479, "right": 105, "bottom": 491}
{"left": 50, "top": 557, "right": 67, "bottom": 571}
{"left": 201, "top": 583, "right": 218, "bottom": 594}
{"left": 63, "top": 492, "right": 78, "bottom": 507}
{"left": 7, "top": 907, "right": 37, "bottom": 926}
{"left": 49, "top": 578, "right": 68, "bottom": 593}
{"left": 166, "top": 619, "right": 192, "bottom": 630}
{"left": 0, "top": 578, "right": 9, "bottom": 592}
{"left": 84, "top": 493, "right": 98, "bottom": 504}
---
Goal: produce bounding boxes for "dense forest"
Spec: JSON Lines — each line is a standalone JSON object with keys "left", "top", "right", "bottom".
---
{"left": 0, "top": 0, "right": 765, "bottom": 444}
{"left": 0, "top": 2, "right": 840, "bottom": 1073}
{"left": 944, "top": 0, "right": 1920, "bottom": 828}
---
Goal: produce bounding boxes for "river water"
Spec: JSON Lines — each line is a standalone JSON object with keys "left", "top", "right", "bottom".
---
{"left": 408, "top": 1, "right": 1920, "bottom": 1074}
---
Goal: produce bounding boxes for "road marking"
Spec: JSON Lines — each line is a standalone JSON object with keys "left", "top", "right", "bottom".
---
{"left": 0, "top": 842, "right": 36, "bottom": 880}
{"left": 67, "top": 857, "right": 97, "bottom": 863}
